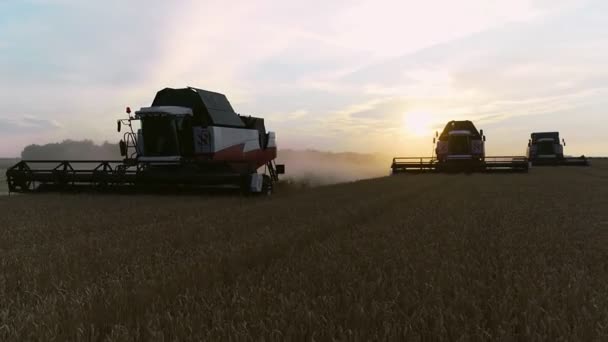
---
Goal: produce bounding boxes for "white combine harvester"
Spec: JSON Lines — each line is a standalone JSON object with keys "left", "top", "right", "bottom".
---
{"left": 6, "top": 87, "right": 285, "bottom": 194}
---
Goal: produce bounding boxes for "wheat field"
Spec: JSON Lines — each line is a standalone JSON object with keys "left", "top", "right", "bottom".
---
{"left": 0, "top": 161, "right": 607, "bottom": 340}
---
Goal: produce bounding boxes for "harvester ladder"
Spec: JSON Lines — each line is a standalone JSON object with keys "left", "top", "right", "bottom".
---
{"left": 266, "top": 161, "right": 279, "bottom": 182}
{"left": 123, "top": 132, "right": 139, "bottom": 159}
{"left": 119, "top": 115, "right": 139, "bottom": 159}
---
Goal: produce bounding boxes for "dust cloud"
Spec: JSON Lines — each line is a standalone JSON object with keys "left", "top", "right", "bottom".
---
{"left": 276, "top": 150, "right": 390, "bottom": 186}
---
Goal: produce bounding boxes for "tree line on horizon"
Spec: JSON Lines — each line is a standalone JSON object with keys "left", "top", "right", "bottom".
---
{"left": 21, "top": 140, "right": 120, "bottom": 160}
{"left": 18, "top": 140, "right": 388, "bottom": 163}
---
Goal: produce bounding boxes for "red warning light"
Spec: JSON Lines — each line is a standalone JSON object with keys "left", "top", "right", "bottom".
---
{"left": 126, "top": 106, "right": 131, "bottom": 114}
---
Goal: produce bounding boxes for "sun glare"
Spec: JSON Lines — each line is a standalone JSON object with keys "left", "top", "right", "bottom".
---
{"left": 403, "top": 111, "right": 433, "bottom": 137}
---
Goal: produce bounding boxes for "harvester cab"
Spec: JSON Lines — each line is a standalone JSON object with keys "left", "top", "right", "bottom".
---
{"left": 527, "top": 132, "right": 589, "bottom": 166}
{"left": 435, "top": 121, "right": 485, "bottom": 164}
{"left": 118, "top": 105, "right": 196, "bottom": 162}
{"left": 6, "top": 87, "right": 286, "bottom": 194}
{"left": 391, "top": 120, "right": 528, "bottom": 173}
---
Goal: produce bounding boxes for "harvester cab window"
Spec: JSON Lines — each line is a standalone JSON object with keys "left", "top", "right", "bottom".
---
{"left": 449, "top": 135, "right": 471, "bottom": 155}
{"left": 176, "top": 117, "right": 194, "bottom": 156}
{"left": 141, "top": 117, "right": 180, "bottom": 156}
{"left": 537, "top": 141, "right": 555, "bottom": 155}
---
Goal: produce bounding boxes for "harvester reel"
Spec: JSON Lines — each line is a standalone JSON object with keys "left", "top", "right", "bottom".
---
{"left": 92, "top": 171, "right": 109, "bottom": 188}
{"left": 52, "top": 170, "right": 71, "bottom": 187}
{"left": 92, "top": 163, "right": 114, "bottom": 188}
{"left": 113, "top": 164, "right": 129, "bottom": 186}
{"left": 7, "top": 162, "right": 33, "bottom": 192}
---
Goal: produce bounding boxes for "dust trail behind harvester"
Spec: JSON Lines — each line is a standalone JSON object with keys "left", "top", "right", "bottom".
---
{"left": 276, "top": 149, "right": 389, "bottom": 186}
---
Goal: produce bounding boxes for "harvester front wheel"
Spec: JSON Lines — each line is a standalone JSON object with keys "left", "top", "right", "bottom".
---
{"left": 241, "top": 174, "right": 273, "bottom": 196}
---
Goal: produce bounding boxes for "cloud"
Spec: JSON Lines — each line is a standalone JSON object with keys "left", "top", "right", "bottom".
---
{"left": 0, "top": 1, "right": 173, "bottom": 85}
{"left": 22, "top": 115, "right": 62, "bottom": 128}
{"left": 0, "top": 115, "right": 62, "bottom": 133}
{"left": 330, "top": 0, "right": 547, "bottom": 58}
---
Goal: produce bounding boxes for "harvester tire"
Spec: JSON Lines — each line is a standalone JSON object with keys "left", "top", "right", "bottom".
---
{"left": 241, "top": 174, "right": 273, "bottom": 196}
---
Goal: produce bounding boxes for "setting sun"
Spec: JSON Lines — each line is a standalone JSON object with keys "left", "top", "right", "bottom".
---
{"left": 403, "top": 111, "right": 434, "bottom": 137}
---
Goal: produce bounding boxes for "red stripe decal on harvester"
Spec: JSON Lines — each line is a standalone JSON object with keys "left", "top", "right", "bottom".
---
{"left": 196, "top": 144, "right": 277, "bottom": 170}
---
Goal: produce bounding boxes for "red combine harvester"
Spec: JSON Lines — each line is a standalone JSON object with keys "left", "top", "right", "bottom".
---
{"left": 391, "top": 120, "right": 528, "bottom": 173}
{"left": 6, "top": 87, "right": 285, "bottom": 194}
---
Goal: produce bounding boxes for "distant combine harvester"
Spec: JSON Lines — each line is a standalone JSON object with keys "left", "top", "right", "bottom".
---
{"left": 526, "top": 132, "right": 589, "bottom": 166}
{"left": 391, "top": 120, "right": 529, "bottom": 174}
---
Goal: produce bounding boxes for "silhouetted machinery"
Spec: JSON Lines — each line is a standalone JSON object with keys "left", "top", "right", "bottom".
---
{"left": 526, "top": 132, "right": 589, "bottom": 166}
{"left": 391, "top": 120, "right": 529, "bottom": 173}
{"left": 6, "top": 87, "right": 285, "bottom": 194}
